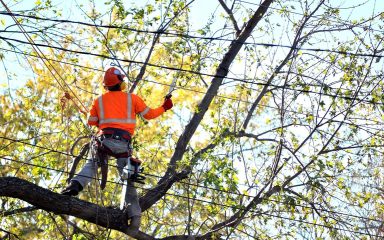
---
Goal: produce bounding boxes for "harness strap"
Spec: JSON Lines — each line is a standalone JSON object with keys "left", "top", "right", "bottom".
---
{"left": 67, "top": 143, "right": 89, "bottom": 183}
{"left": 99, "top": 127, "right": 131, "bottom": 141}
{"left": 69, "top": 132, "right": 144, "bottom": 190}
{"left": 94, "top": 133, "right": 142, "bottom": 188}
{"left": 91, "top": 137, "right": 109, "bottom": 190}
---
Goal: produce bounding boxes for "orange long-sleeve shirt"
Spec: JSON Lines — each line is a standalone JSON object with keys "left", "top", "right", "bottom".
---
{"left": 87, "top": 91, "right": 165, "bottom": 135}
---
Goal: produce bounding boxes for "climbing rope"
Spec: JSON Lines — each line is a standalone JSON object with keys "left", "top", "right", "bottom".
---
{"left": 60, "top": 92, "right": 71, "bottom": 172}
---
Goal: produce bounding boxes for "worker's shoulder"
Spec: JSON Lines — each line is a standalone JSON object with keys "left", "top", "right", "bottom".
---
{"left": 101, "top": 91, "right": 128, "bottom": 97}
{"left": 129, "top": 93, "right": 143, "bottom": 100}
{"left": 100, "top": 91, "right": 143, "bottom": 101}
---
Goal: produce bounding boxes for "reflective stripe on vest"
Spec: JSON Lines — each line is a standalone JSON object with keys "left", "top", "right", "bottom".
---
{"left": 98, "top": 93, "right": 136, "bottom": 124}
{"left": 139, "top": 107, "right": 150, "bottom": 117}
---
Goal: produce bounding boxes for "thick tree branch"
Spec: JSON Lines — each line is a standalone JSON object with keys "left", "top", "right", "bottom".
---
{"left": 0, "top": 177, "right": 213, "bottom": 240}
{"left": 140, "top": 0, "right": 274, "bottom": 212}
{"left": 0, "top": 177, "right": 152, "bottom": 239}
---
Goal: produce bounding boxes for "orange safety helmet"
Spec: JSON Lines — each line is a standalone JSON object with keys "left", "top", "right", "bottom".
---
{"left": 103, "top": 67, "right": 126, "bottom": 87}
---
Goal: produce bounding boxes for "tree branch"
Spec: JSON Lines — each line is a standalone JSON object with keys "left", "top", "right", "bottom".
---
{"left": 242, "top": 0, "right": 325, "bottom": 130}
{"left": 0, "top": 206, "right": 38, "bottom": 217}
{"left": 0, "top": 177, "right": 214, "bottom": 240}
{"left": 59, "top": 215, "right": 97, "bottom": 239}
{"left": 129, "top": 0, "right": 195, "bottom": 93}
{"left": 139, "top": 0, "right": 275, "bottom": 212}
{"left": 0, "top": 227, "right": 20, "bottom": 239}
{"left": 0, "top": 177, "right": 153, "bottom": 239}
{"left": 218, "top": 0, "right": 241, "bottom": 34}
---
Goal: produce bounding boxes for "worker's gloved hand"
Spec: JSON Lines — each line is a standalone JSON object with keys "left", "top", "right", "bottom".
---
{"left": 162, "top": 97, "right": 173, "bottom": 111}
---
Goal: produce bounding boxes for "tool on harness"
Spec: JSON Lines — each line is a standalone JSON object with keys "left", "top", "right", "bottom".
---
{"left": 119, "top": 156, "right": 145, "bottom": 210}
{"left": 121, "top": 157, "right": 146, "bottom": 185}
{"left": 94, "top": 128, "right": 146, "bottom": 188}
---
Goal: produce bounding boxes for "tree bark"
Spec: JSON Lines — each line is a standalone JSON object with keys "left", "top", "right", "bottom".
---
{"left": 0, "top": 177, "right": 154, "bottom": 239}
{"left": 0, "top": 177, "right": 214, "bottom": 240}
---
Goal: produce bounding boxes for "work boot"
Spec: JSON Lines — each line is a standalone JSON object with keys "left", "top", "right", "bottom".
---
{"left": 61, "top": 180, "right": 83, "bottom": 196}
{"left": 127, "top": 215, "right": 141, "bottom": 236}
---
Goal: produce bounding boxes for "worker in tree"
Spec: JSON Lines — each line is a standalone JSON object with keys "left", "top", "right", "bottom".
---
{"left": 61, "top": 67, "right": 173, "bottom": 232}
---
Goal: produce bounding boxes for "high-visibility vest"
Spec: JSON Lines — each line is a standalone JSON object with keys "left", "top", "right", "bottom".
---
{"left": 88, "top": 91, "right": 164, "bottom": 135}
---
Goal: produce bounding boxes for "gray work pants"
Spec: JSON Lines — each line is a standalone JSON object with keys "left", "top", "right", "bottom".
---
{"left": 71, "top": 138, "right": 141, "bottom": 218}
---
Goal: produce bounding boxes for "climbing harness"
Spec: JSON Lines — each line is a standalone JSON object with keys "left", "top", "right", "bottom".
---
{"left": 67, "top": 130, "right": 146, "bottom": 190}
{"left": 89, "top": 135, "right": 109, "bottom": 190}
